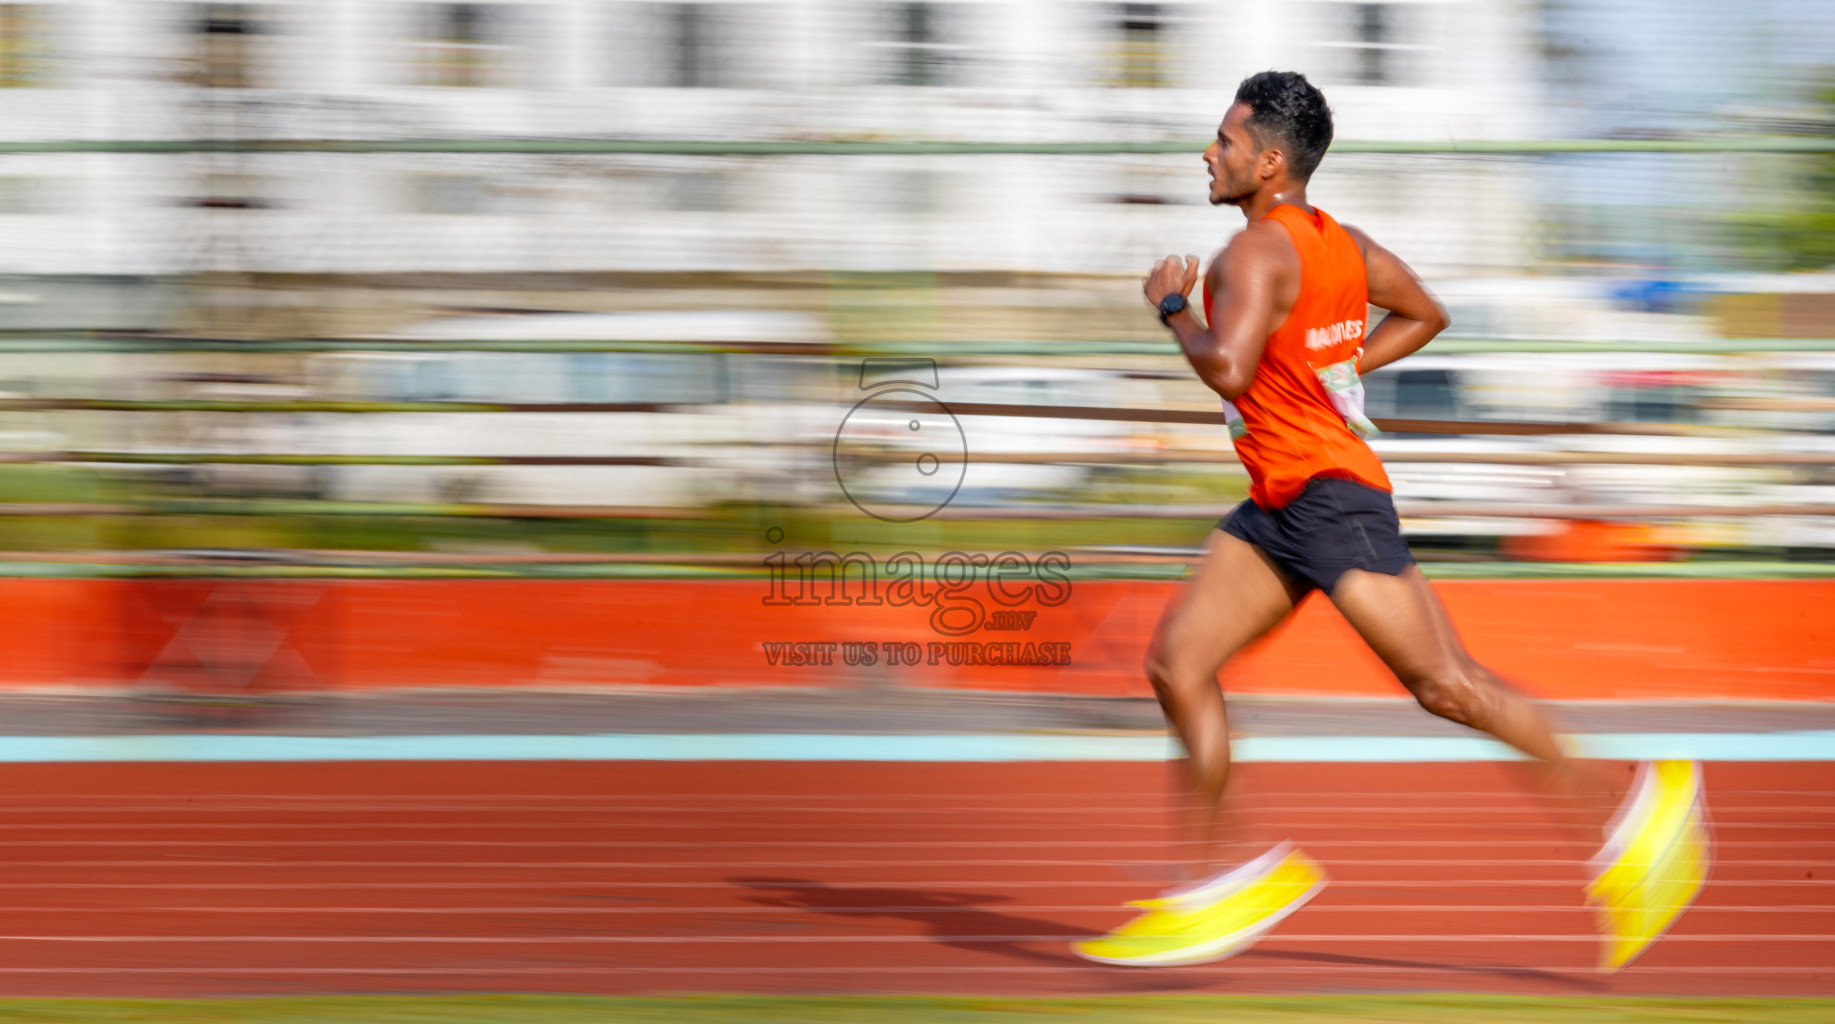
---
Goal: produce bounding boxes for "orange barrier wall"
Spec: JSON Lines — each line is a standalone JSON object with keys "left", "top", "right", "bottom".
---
{"left": 1, "top": 577, "right": 1829, "bottom": 701}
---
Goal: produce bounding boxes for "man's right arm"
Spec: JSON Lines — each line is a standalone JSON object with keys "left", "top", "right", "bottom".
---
{"left": 1165, "top": 226, "right": 1286, "bottom": 401}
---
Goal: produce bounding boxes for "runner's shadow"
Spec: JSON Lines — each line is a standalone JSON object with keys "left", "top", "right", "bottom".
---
{"left": 735, "top": 877, "right": 1610, "bottom": 993}
{"left": 730, "top": 874, "right": 1216, "bottom": 991}
{"left": 1241, "top": 947, "right": 1609, "bottom": 991}
{"left": 730, "top": 876, "right": 1090, "bottom": 967}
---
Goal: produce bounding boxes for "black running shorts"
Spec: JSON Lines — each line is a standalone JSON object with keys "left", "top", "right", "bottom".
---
{"left": 1218, "top": 477, "right": 1415, "bottom": 595}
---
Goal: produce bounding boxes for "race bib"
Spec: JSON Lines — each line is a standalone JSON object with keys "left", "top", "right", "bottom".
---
{"left": 1314, "top": 357, "right": 1378, "bottom": 438}
{"left": 1220, "top": 397, "right": 1247, "bottom": 440}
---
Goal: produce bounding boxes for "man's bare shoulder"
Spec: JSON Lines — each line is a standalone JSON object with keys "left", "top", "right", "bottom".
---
{"left": 1230, "top": 218, "right": 1295, "bottom": 258}
{"left": 1210, "top": 220, "right": 1297, "bottom": 282}
{"left": 1337, "top": 221, "right": 1376, "bottom": 262}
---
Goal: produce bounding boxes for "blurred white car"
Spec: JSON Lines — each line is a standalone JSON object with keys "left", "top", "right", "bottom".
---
{"left": 304, "top": 312, "right": 826, "bottom": 508}
{"left": 1365, "top": 352, "right": 1792, "bottom": 544}
{"left": 843, "top": 365, "right": 1156, "bottom": 508}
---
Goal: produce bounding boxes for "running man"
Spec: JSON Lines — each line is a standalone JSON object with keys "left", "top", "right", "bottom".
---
{"left": 1072, "top": 71, "right": 1709, "bottom": 971}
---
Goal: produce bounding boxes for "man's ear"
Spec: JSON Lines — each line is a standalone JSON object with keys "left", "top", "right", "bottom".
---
{"left": 1260, "top": 147, "right": 1286, "bottom": 183}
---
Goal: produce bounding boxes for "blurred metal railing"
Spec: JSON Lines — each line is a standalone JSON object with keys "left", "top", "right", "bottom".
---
{"left": 4, "top": 338, "right": 1830, "bottom": 516}
{"left": 13, "top": 449, "right": 1835, "bottom": 468}
{"left": 1, "top": 135, "right": 1829, "bottom": 541}
{"left": 0, "top": 335, "right": 1828, "bottom": 355}
{"left": 0, "top": 398, "right": 1801, "bottom": 430}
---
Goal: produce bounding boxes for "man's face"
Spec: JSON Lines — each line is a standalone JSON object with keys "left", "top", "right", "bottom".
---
{"left": 1202, "top": 103, "right": 1263, "bottom": 207}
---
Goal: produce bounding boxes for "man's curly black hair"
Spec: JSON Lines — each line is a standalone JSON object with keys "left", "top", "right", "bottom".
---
{"left": 1234, "top": 71, "right": 1334, "bottom": 183}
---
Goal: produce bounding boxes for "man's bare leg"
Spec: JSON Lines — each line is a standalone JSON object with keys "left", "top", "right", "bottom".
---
{"left": 1330, "top": 566, "right": 1617, "bottom": 822}
{"left": 1144, "top": 529, "right": 1306, "bottom": 875}
{"left": 1074, "top": 535, "right": 1329, "bottom": 966}
{"left": 1325, "top": 564, "right": 1713, "bottom": 975}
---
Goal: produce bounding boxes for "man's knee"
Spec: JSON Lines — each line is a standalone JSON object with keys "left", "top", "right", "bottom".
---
{"left": 1144, "top": 645, "right": 1208, "bottom": 704}
{"left": 1409, "top": 667, "right": 1489, "bottom": 726}
{"left": 1143, "top": 647, "right": 1177, "bottom": 700}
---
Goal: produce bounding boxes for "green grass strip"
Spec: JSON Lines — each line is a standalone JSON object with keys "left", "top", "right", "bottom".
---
{"left": 0, "top": 996, "right": 1829, "bottom": 1023}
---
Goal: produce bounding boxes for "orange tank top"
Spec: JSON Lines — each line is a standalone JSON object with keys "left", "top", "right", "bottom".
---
{"left": 1204, "top": 204, "right": 1391, "bottom": 509}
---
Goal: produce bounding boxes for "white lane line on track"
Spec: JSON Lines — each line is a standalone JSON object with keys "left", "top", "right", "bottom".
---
{"left": 0, "top": 820, "right": 1821, "bottom": 831}
{"left": 0, "top": 730, "right": 1826, "bottom": 762}
{"left": 0, "top": 790, "right": 1818, "bottom": 802}
{"left": 0, "top": 903, "right": 1591, "bottom": 914}
{"left": 7, "top": 858, "right": 1827, "bottom": 866}
{"left": 0, "top": 809, "right": 1810, "bottom": 820}
{"left": 90, "top": 904, "right": 1819, "bottom": 915}
{"left": 1, "top": 879, "right": 1827, "bottom": 890}
{"left": 0, "top": 787, "right": 1820, "bottom": 800}
{"left": 0, "top": 790, "right": 1678, "bottom": 803}
{"left": 0, "top": 968, "right": 1820, "bottom": 983}
{"left": 0, "top": 800, "right": 1820, "bottom": 807}
{"left": 0, "top": 804, "right": 1823, "bottom": 819}
{"left": 0, "top": 933, "right": 1825, "bottom": 944}
{"left": 0, "top": 839, "right": 1826, "bottom": 853}
{"left": 0, "top": 822, "right": 1815, "bottom": 838}
{"left": 0, "top": 965, "right": 1820, "bottom": 975}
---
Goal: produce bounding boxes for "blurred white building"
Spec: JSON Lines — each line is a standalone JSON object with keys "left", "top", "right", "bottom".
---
{"left": 0, "top": 1, "right": 1547, "bottom": 276}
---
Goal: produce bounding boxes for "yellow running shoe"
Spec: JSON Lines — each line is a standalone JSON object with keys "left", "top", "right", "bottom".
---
{"left": 1587, "top": 760, "right": 1711, "bottom": 972}
{"left": 1073, "top": 842, "right": 1326, "bottom": 967}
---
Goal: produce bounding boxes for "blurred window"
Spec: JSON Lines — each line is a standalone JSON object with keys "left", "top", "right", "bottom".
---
{"left": 665, "top": 3, "right": 720, "bottom": 88}
{"left": 566, "top": 353, "right": 611, "bottom": 403}
{"left": 954, "top": 376, "right": 1087, "bottom": 407}
{"left": 572, "top": 353, "right": 725, "bottom": 404}
{"left": 1605, "top": 386, "right": 1696, "bottom": 425}
{"left": 1108, "top": 157, "right": 1188, "bottom": 205}
{"left": 192, "top": 4, "right": 260, "bottom": 88}
{"left": 599, "top": 163, "right": 738, "bottom": 213}
{"left": 730, "top": 355, "right": 800, "bottom": 402}
{"left": 407, "top": 173, "right": 503, "bottom": 214}
{"left": 409, "top": 360, "right": 458, "bottom": 401}
{"left": 1811, "top": 372, "right": 1835, "bottom": 434}
{"left": 0, "top": 176, "right": 60, "bottom": 214}
{"left": 666, "top": 169, "right": 730, "bottom": 211}
{"left": 1316, "top": 3, "right": 1424, "bottom": 87}
{"left": 661, "top": 354, "right": 724, "bottom": 403}
{"left": 1602, "top": 372, "right": 1708, "bottom": 425}
{"left": 369, "top": 360, "right": 409, "bottom": 400}
{"left": 1109, "top": 3, "right": 1166, "bottom": 88}
{"left": 1349, "top": 3, "right": 1390, "bottom": 85}
{"left": 406, "top": 3, "right": 510, "bottom": 87}
{"left": 0, "top": 5, "right": 52, "bottom": 88}
{"left": 190, "top": 171, "right": 274, "bottom": 210}
{"left": 882, "top": 167, "right": 939, "bottom": 216}
{"left": 1392, "top": 369, "right": 1461, "bottom": 420}
{"left": 606, "top": 3, "right": 760, "bottom": 89}
{"left": 874, "top": 2, "right": 968, "bottom": 87}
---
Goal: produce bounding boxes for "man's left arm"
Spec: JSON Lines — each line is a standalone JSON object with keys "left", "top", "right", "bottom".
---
{"left": 1344, "top": 226, "right": 1449, "bottom": 374}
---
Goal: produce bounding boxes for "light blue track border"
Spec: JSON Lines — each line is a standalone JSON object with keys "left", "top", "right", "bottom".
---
{"left": 0, "top": 731, "right": 1827, "bottom": 763}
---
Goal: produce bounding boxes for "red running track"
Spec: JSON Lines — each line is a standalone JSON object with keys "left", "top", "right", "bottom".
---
{"left": 0, "top": 759, "right": 1827, "bottom": 998}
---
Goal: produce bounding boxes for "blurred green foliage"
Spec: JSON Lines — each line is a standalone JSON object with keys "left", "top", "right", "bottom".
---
{"left": 1728, "top": 70, "right": 1835, "bottom": 271}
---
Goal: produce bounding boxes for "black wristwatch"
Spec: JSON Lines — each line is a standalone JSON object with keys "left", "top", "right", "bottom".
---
{"left": 1157, "top": 292, "right": 1189, "bottom": 326}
